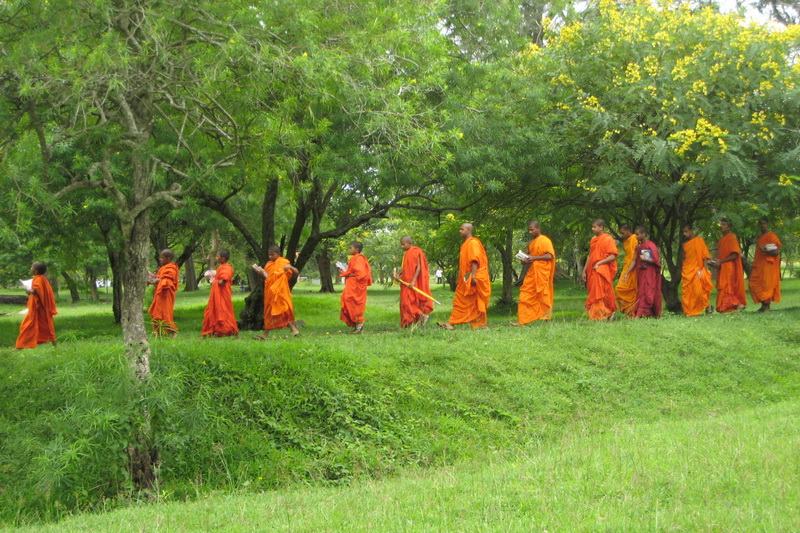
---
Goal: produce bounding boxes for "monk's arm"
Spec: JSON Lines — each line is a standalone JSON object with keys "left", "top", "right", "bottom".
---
{"left": 529, "top": 252, "right": 553, "bottom": 262}
{"left": 470, "top": 260, "right": 478, "bottom": 284}
{"left": 594, "top": 253, "right": 617, "bottom": 269}
{"left": 284, "top": 264, "right": 299, "bottom": 275}
{"left": 716, "top": 252, "right": 739, "bottom": 264}
{"left": 622, "top": 258, "right": 636, "bottom": 280}
{"left": 409, "top": 257, "right": 422, "bottom": 287}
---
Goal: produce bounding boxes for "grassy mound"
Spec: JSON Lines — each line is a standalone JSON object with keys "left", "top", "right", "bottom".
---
{"left": 1, "top": 280, "right": 798, "bottom": 527}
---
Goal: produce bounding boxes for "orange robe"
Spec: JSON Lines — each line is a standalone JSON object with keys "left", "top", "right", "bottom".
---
{"left": 517, "top": 235, "right": 555, "bottom": 324}
{"left": 148, "top": 263, "right": 179, "bottom": 334}
{"left": 399, "top": 246, "right": 433, "bottom": 327}
{"left": 681, "top": 236, "right": 713, "bottom": 317}
{"left": 263, "top": 257, "right": 295, "bottom": 330}
{"left": 340, "top": 253, "right": 372, "bottom": 327}
{"left": 715, "top": 233, "right": 747, "bottom": 313}
{"left": 15, "top": 275, "right": 57, "bottom": 349}
{"left": 749, "top": 232, "right": 781, "bottom": 304}
{"left": 201, "top": 262, "right": 239, "bottom": 337}
{"left": 585, "top": 233, "right": 618, "bottom": 320}
{"left": 615, "top": 235, "right": 639, "bottom": 317}
{"left": 449, "top": 237, "right": 491, "bottom": 328}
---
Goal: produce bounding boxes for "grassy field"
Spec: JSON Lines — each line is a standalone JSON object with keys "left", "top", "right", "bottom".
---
{"left": 1, "top": 279, "right": 799, "bottom": 530}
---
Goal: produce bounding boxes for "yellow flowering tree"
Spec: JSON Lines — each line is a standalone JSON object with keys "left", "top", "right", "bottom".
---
{"left": 521, "top": 0, "right": 800, "bottom": 310}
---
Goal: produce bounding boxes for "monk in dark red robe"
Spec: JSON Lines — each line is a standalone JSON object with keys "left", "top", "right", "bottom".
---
{"left": 148, "top": 249, "right": 179, "bottom": 337}
{"left": 16, "top": 262, "right": 57, "bottom": 349}
{"left": 339, "top": 241, "right": 372, "bottom": 333}
{"left": 749, "top": 217, "right": 781, "bottom": 312}
{"left": 582, "top": 219, "right": 618, "bottom": 320}
{"left": 623, "top": 226, "right": 662, "bottom": 318}
{"left": 201, "top": 249, "right": 239, "bottom": 338}
{"left": 709, "top": 218, "right": 746, "bottom": 313}
{"left": 394, "top": 235, "right": 433, "bottom": 328}
{"left": 252, "top": 245, "right": 301, "bottom": 339}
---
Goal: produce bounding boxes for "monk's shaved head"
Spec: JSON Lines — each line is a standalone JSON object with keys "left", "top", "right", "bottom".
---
{"left": 32, "top": 262, "right": 47, "bottom": 275}
{"left": 160, "top": 249, "right": 175, "bottom": 261}
{"left": 218, "top": 248, "right": 231, "bottom": 260}
{"left": 461, "top": 223, "right": 473, "bottom": 232}
{"left": 528, "top": 220, "right": 541, "bottom": 229}
{"left": 592, "top": 218, "right": 605, "bottom": 228}
{"left": 268, "top": 244, "right": 282, "bottom": 254}
{"left": 400, "top": 235, "right": 413, "bottom": 244}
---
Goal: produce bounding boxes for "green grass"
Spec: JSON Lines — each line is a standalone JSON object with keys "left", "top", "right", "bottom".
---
{"left": 1, "top": 279, "right": 799, "bottom": 530}
{"left": 9, "top": 400, "right": 799, "bottom": 532}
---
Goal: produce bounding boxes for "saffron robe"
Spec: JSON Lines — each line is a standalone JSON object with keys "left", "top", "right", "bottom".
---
{"left": 715, "top": 233, "right": 747, "bottom": 313}
{"left": 749, "top": 232, "right": 781, "bottom": 304}
{"left": 15, "top": 275, "right": 58, "bottom": 349}
{"left": 399, "top": 246, "right": 433, "bottom": 327}
{"left": 449, "top": 237, "right": 491, "bottom": 328}
{"left": 634, "top": 240, "right": 662, "bottom": 318}
{"left": 340, "top": 253, "right": 372, "bottom": 327}
{"left": 201, "top": 262, "right": 239, "bottom": 337}
{"left": 615, "top": 235, "right": 639, "bottom": 317}
{"left": 681, "top": 236, "right": 713, "bottom": 317}
{"left": 263, "top": 257, "right": 295, "bottom": 330}
{"left": 585, "top": 233, "right": 618, "bottom": 320}
{"left": 517, "top": 235, "right": 555, "bottom": 324}
{"left": 148, "top": 263, "right": 179, "bottom": 334}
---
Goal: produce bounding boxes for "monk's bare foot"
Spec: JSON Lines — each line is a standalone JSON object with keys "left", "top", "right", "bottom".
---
{"left": 705, "top": 306, "right": 714, "bottom": 315}
{"left": 169, "top": 332, "right": 178, "bottom": 339}
{"left": 437, "top": 321, "right": 454, "bottom": 330}
{"left": 420, "top": 315, "right": 430, "bottom": 328}
{"left": 252, "top": 334, "right": 269, "bottom": 341}
{"left": 736, "top": 304, "right": 746, "bottom": 311}
{"left": 757, "top": 303, "right": 770, "bottom": 312}
{"left": 294, "top": 320, "right": 306, "bottom": 329}
{"left": 509, "top": 321, "right": 524, "bottom": 327}
{"left": 52, "top": 341, "right": 57, "bottom": 347}
{"left": 474, "top": 325, "right": 489, "bottom": 330}
{"left": 289, "top": 324, "right": 300, "bottom": 336}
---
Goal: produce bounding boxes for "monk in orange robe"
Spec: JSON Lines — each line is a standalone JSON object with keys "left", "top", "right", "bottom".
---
{"left": 749, "top": 217, "right": 782, "bottom": 312}
{"left": 15, "top": 262, "right": 58, "bottom": 349}
{"left": 511, "top": 220, "right": 555, "bottom": 326}
{"left": 394, "top": 235, "right": 433, "bottom": 328}
{"left": 148, "top": 249, "right": 179, "bottom": 337}
{"left": 615, "top": 224, "right": 638, "bottom": 317}
{"left": 201, "top": 248, "right": 239, "bottom": 337}
{"left": 680, "top": 225, "right": 713, "bottom": 316}
{"left": 709, "top": 218, "right": 746, "bottom": 313}
{"left": 582, "top": 219, "right": 618, "bottom": 320}
{"left": 438, "top": 223, "right": 491, "bottom": 329}
{"left": 252, "top": 245, "right": 301, "bottom": 339}
{"left": 339, "top": 241, "right": 372, "bottom": 333}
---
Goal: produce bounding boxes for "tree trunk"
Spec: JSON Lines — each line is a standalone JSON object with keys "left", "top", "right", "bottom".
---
{"left": 62, "top": 271, "right": 81, "bottom": 303}
{"left": 109, "top": 251, "right": 123, "bottom": 324}
{"left": 497, "top": 229, "right": 515, "bottom": 304}
{"left": 317, "top": 245, "right": 336, "bottom": 293}
{"left": 239, "top": 272, "right": 264, "bottom": 331}
{"left": 183, "top": 255, "right": 198, "bottom": 292}
{"left": 86, "top": 266, "right": 100, "bottom": 301}
{"left": 661, "top": 276, "right": 682, "bottom": 314}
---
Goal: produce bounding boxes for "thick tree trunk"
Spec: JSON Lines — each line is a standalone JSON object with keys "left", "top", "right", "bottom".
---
{"left": 661, "top": 276, "right": 682, "bottom": 314}
{"left": 316, "top": 245, "right": 336, "bottom": 293}
{"left": 62, "top": 271, "right": 81, "bottom": 303}
{"left": 239, "top": 273, "right": 264, "bottom": 330}
{"left": 183, "top": 255, "right": 198, "bottom": 292}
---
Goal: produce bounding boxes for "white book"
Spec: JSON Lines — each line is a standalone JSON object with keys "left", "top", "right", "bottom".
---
{"left": 20, "top": 279, "right": 33, "bottom": 291}
{"left": 335, "top": 261, "right": 348, "bottom": 271}
{"left": 515, "top": 250, "right": 531, "bottom": 261}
